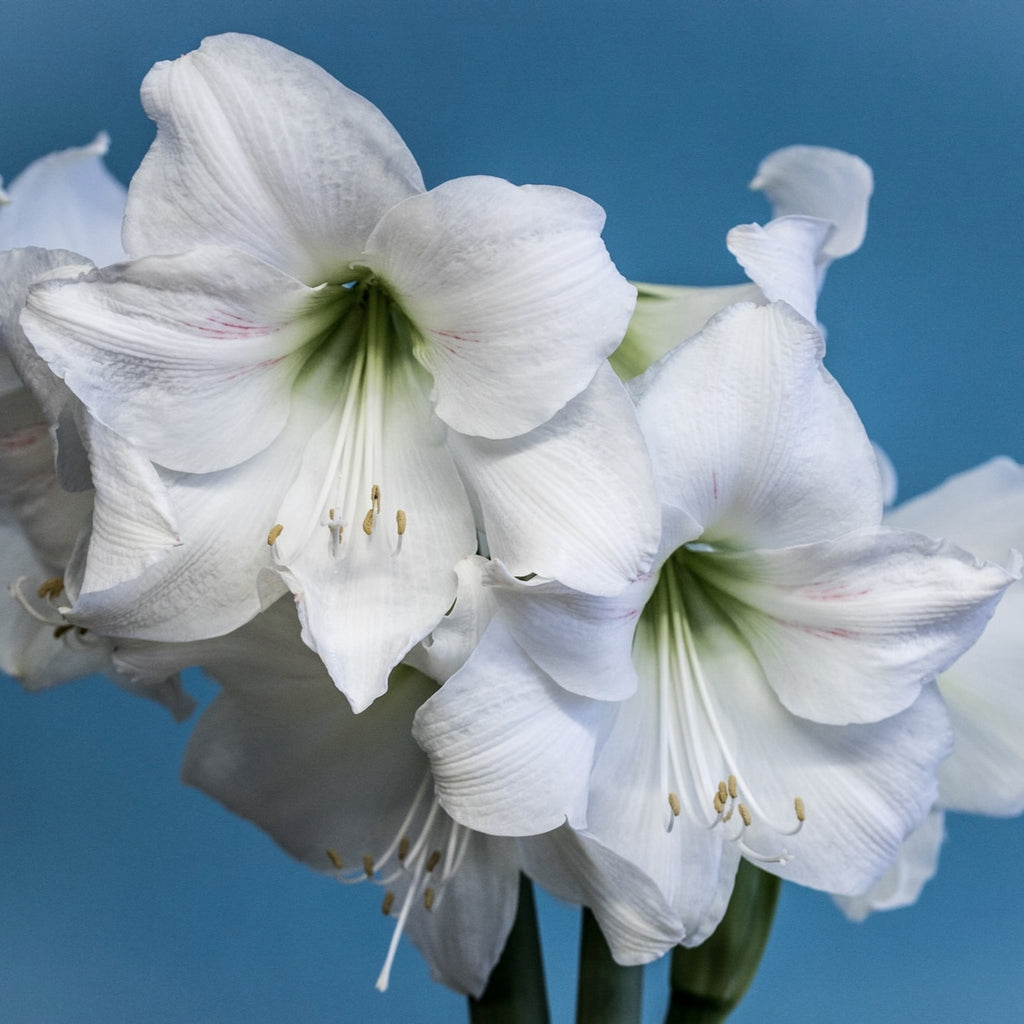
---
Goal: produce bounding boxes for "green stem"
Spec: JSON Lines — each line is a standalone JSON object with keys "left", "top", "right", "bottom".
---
{"left": 468, "top": 875, "right": 550, "bottom": 1024}
{"left": 664, "top": 861, "right": 781, "bottom": 1024}
{"left": 575, "top": 907, "right": 644, "bottom": 1024}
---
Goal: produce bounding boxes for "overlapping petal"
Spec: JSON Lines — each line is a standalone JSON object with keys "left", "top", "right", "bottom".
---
{"left": 448, "top": 364, "right": 660, "bottom": 594}
{"left": 22, "top": 246, "right": 338, "bottom": 472}
{"left": 125, "top": 33, "right": 424, "bottom": 282}
{"left": 366, "top": 176, "right": 636, "bottom": 438}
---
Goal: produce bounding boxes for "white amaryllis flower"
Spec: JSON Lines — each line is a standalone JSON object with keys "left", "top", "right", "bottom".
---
{"left": 612, "top": 145, "right": 873, "bottom": 379}
{"left": 414, "top": 299, "right": 1016, "bottom": 944}
{"left": 837, "top": 458, "right": 1024, "bottom": 920}
{"left": 115, "top": 573, "right": 682, "bottom": 996}
{"left": 18, "top": 33, "right": 659, "bottom": 712}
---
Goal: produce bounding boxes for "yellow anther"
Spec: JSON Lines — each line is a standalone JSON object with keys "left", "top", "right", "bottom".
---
{"left": 425, "top": 849, "right": 442, "bottom": 872}
{"left": 794, "top": 797, "right": 806, "bottom": 822}
{"left": 37, "top": 577, "right": 64, "bottom": 600}
{"left": 326, "top": 848, "right": 343, "bottom": 870}
{"left": 738, "top": 803, "right": 752, "bottom": 828}
{"left": 713, "top": 792, "right": 725, "bottom": 815}
{"left": 423, "top": 887, "right": 435, "bottom": 911}
{"left": 328, "top": 508, "right": 336, "bottom": 520}
{"left": 53, "top": 624, "right": 73, "bottom": 639}
{"left": 362, "top": 509, "right": 375, "bottom": 535}
{"left": 371, "top": 484, "right": 381, "bottom": 513}
{"left": 266, "top": 523, "right": 284, "bottom": 546}
{"left": 717, "top": 780, "right": 728, "bottom": 803}
{"left": 727, "top": 775, "right": 738, "bottom": 800}
{"left": 398, "top": 837, "right": 410, "bottom": 861}
{"left": 381, "top": 891, "right": 395, "bottom": 916}
{"left": 396, "top": 509, "right": 407, "bottom": 535}
{"left": 363, "top": 854, "right": 375, "bottom": 877}
{"left": 668, "top": 792, "right": 681, "bottom": 817}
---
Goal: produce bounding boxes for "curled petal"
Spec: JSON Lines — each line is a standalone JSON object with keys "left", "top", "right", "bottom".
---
{"left": 726, "top": 216, "right": 834, "bottom": 324}
{"left": 125, "top": 33, "right": 423, "bottom": 282}
{"left": 750, "top": 145, "right": 874, "bottom": 259}
{"left": 366, "top": 176, "right": 636, "bottom": 438}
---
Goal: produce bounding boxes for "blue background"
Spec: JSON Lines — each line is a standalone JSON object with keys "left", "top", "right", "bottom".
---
{"left": 2, "top": 1, "right": 1023, "bottom": 1021}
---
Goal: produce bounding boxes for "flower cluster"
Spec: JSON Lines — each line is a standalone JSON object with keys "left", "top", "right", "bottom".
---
{"left": 2, "top": 33, "right": 1022, "bottom": 1000}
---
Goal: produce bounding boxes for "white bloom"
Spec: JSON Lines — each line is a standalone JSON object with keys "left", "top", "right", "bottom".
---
{"left": 837, "top": 458, "right": 1024, "bottom": 920}
{"left": 18, "top": 33, "right": 659, "bottom": 712}
{"left": 116, "top": 572, "right": 682, "bottom": 995}
{"left": 415, "top": 300, "right": 1014, "bottom": 944}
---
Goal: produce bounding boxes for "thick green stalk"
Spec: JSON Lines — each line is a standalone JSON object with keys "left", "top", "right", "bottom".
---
{"left": 468, "top": 875, "right": 550, "bottom": 1024}
{"left": 664, "top": 861, "right": 781, "bottom": 1024}
{"left": 575, "top": 907, "right": 644, "bottom": 1024}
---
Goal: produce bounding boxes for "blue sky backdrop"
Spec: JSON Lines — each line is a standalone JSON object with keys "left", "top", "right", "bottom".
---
{"left": 2, "top": 1, "right": 1023, "bottom": 1021}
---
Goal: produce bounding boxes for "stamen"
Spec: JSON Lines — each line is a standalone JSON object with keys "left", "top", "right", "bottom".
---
{"left": 668, "top": 792, "right": 681, "bottom": 817}
{"left": 37, "top": 577, "right": 64, "bottom": 600}
{"left": 363, "top": 854, "right": 375, "bottom": 877}
{"left": 794, "top": 797, "right": 806, "bottom": 823}
{"left": 425, "top": 849, "right": 441, "bottom": 872}
{"left": 396, "top": 510, "right": 407, "bottom": 535}
{"left": 738, "top": 803, "right": 752, "bottom": 828}
{"left": 362, "top": 509, "right": 375, "bottom": 535}
{"left": 381, "top": 891, "right": 395, "bottom": 916}
{"left": 326, "top": 848, "right": 343, "bottom": 870}
{"left": 371, "top": 484, "right": 381, "bottom": 514}
{"left": 423, "top": 887, "right": 435, "bottom": 911}
{"left": 53, "top": 624, "right": 73, "bottom": 639}
{"left": 9, "top": 577, "right": 67, "bottom": 625}
{"left": 398, "top": 837, "right": 410, "bottom": 861}
{"left": 728, "top": 775, "right": 738, "bottom": 800}
{"left": 266, "top": 523, "right": 284, "bottom": 546}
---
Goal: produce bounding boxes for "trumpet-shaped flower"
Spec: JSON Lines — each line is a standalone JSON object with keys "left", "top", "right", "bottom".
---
{"left": 836, "top": 458, "right": 1024, "bottom": 920}
{"left": 415, "top": 300, "right": 1015, "bottom": 944}
{"left": 18, "top": 33, "right": 659, "bottom": 712}
{"left": 115, "top": 567, "right": 683, "bottom": 995}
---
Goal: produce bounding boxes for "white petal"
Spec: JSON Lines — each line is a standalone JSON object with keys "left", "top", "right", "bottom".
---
{"left": 630, "top": 302, "right": 883, "bottom": 552}
{"left": 124, "top": 33, "right": 423, "bottom": 282}
{"left": 750, "top": 146, "right": 874, "bottom": 259}
{"left": 726, "top": 216, "right": 833, "bottom": 324}
{"left": 22, "top": 246, "right": 338, "bottom": 472}
{"left": 834, "top": 807, "right": 945, "bottom": 921}
{"left": 518, "top": 826, "right": 685, "bottom": 963}
{"left": 0, "top": 133, "right": 126, "bottom": 265}
{"left": 449, "top": 364, "right": 660, "bottom": 595}
{"left": 272, "top": 361, "right": 476, "bottom": 712}
{"left": 366, "top": 176, "right": 636, "bottom": 438}
{"left": 693, "top": 528, "right": 1015, "bottom": 725}
{"left": 413, "top": 619, "right": 612, "bottom": 835}
{"left": 484, "top": 561, "right": 651, "bottom": 701}
{"left": 885, "top": 459, "right": 1024, "bottom": 813}
{"left": 611, "top": 281, "right": 763, "bottom": 380}
{"left": 582, "top": 650, "right": 741, "bottom": 945}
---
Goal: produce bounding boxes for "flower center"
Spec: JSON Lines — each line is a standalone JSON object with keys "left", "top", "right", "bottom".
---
{"left": 321, "top": 771, "right": 472, "bottom": 992}
{"left": 8, "top": 574, "right": 93, "bottom": 643}
{"left": 637, "top": 547, "right": 805, "bottom": 865}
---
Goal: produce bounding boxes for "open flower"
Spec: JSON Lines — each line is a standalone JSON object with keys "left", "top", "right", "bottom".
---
{"left": 415, "top": 300, "right": 1015, "bottom": 943}
{"left": 18, "top": 33, "right": 659, "bottom": 711}
{"left": 115, "top": 568, "right": 683, "bottom": 995}
{"left": 836, "top": 457, "right": 1024, "bottom": 920}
